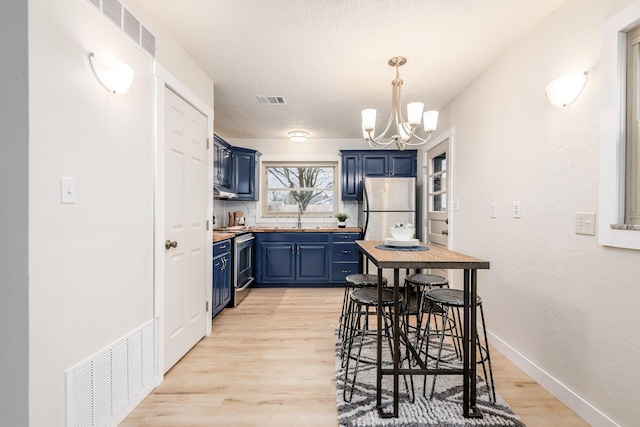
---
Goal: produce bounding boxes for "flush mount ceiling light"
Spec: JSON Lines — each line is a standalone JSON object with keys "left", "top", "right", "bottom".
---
{"left": 288, "top": 131, "right": 309, "bottom": 142}
{"left": 362, "top": 56, "right": 439, "bottom": 151}
{"left": 545, "top": 71, "right": 588, "bottom": 108}
{"left": 88, "top": 52, "right": 134, "bottom": 95}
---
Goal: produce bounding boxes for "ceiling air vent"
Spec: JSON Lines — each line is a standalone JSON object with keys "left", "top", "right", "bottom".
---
{"left": 257, "top": 95, "right": 286, "bottom": 105}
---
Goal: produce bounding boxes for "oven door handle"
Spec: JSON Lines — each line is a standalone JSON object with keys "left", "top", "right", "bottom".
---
{"left": 237, "top": 277, "right": 254, "bottom": 291}
{"left": 235, "top": 234, "right": 255, "bottom": 244}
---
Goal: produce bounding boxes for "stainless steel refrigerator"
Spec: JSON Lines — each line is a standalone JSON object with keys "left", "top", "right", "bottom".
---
{"left": 360, "top": 177, "right": 416, "bottom": 239}
{"left": 359, "top": 177, "right": 416, "bottom": 281}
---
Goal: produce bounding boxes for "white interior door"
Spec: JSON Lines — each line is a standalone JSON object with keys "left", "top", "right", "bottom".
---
{"left": 163, "top": 87, "right": 207, "bottom": 372}
{"left": 425, "top": 139, "right": 450, "bottom": 278}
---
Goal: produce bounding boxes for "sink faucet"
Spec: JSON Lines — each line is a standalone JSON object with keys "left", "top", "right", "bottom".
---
{"left": 297, "top": 203, "right": 303, "bottom": 228}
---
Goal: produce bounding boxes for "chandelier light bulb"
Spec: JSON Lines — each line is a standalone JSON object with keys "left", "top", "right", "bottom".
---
{"left": 423, "top": 110, "right": 439, "bottom": 131}
{"left": 407, "top": 102, "right": 424, "bottom": 125}
{"left": 361, "top": 109, "right": 377, "bottom": 131}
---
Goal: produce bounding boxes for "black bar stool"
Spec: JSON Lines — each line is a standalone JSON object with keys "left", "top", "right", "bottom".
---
{"left": 402, "top": 273, "right": 451, "bottom": 355}
{"left": 342, "top": 288, "right": 411, "bottom": 402}
{"left": 421, "top": 288, "right": 496, "bottom": 403}
{"left": 403, "top": 273, "right": 449, "bottom": 327}
{"left": 338, "top": 273, "right": 387, "bottom": 341}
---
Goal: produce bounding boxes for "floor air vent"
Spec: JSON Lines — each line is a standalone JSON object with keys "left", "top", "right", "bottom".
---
{"left": 66, "top": 320, "right": 157, "bottom": 427}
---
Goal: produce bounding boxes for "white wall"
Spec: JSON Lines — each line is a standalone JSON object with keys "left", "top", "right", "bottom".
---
{"left": 434, "top": 0, "right": 640, "bottom": 425}
{"left": 25, "top": 0, "right": 213, "bottom": 425}
{"left": 0, "top": 1, "right": 29, "bottom": 425}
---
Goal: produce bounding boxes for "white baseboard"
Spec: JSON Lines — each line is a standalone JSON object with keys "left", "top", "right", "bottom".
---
{"left": 488, "top": 331, "right": 620, "bottom": 427}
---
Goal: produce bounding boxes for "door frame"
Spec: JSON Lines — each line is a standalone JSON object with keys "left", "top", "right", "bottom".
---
{"left": 153, "top": 63, "right": 214, "bottom": 384}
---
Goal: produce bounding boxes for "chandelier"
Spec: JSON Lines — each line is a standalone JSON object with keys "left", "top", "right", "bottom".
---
{"left": 361, "top": 56, "right": 439, "bottom": 150}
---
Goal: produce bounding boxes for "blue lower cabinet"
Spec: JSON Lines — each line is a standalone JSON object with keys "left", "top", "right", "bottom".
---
{"left": 261, "top": 242, "right": 296, "bottom": 282}
{"left": 256, "top": 232, "right": 361, "bottom": 285}
{"left": 331, "top": 232, "right": 361, "bottom": 282}
{"left": 212, "top": 239, "right": 231, "bottom": 318}
{"left": 257, "top": 233, "right": 330, "bottom": 283}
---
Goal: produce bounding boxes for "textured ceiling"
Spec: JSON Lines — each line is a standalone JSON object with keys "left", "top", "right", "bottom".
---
{"left": 137, "top": 0, "right": 569, "bottom": 140}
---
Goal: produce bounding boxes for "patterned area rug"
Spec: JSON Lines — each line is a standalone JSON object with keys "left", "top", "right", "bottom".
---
{"left": 335, "top": 332, "right": 526, "bottom": 427}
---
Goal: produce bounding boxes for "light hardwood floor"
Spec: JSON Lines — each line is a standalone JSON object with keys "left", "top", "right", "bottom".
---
{"left": 122, "top": 288, "right": 588, "bottom": 427}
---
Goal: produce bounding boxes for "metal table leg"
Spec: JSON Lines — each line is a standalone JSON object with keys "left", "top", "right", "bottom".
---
{"left": 464, "top": 268, "right": 483, "bottom": 418}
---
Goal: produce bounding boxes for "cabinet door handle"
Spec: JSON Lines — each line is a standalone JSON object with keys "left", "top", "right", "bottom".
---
{"left": 291, "top": 244, "right": 295, "bottom": 255}
{"left": 341, "top": 250, "right": 351, "bottom": 254}
{"left": 341, "top": 270, "right": 351, "bottom": 273}
{"left": 341, "top": 236, "right": 351, "bottom": 239}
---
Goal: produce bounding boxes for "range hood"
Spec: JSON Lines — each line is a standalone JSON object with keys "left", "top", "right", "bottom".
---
{"left": 214, "top": 185, "right": 237, "bottom": 199}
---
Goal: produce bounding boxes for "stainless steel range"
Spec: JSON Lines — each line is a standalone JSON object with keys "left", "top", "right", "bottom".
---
{"left": 232, "top": 231, "right": 254, "bottom": 307}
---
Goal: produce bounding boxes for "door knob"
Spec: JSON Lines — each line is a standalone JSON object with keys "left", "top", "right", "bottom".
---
{"left": 441, "top": 230, "right": 449, "bottom": 235}
{"left": 165, "top": 240, "right": 178, "bottom": 249}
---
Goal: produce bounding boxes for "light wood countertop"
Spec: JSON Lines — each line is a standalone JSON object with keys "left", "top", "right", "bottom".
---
{"left": 356, "top": 240, "right": 489, "bottom": 270}
{"left": 212, "top": 232, "right": 235, "bottom": 243}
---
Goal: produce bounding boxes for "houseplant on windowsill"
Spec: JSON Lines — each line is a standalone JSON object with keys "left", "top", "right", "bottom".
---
{"left": 335, "top": 212, "right": 349, "bottom": 228}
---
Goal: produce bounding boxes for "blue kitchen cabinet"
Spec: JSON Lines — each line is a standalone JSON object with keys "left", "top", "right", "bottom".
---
{"left": 255, "top": 232, "right": 361, "bottom": 285}
{"left": 212, "top": 239, "right": 232, "bottom": 318}
{"left": 215, "top": 134, "right": 261, "bottom": 200}
{"left": 232, "top": 146, "right": 260, "bottom": 201}
{"left": 341, "top": 152, "right": 361, "bottom": 200}
{"left": 362, "top": 151, "right": 416, "bottom": 177}
{"left": 256, "top": 233, "right": 330, "bottom": 284}
{"left": 340, "top": 150, "right": 417, "bottom": 200}
{"left": 214, "top": 135, "right": 232, "bottom": 190}
{"left": 331, "top": 232, "right": 361, "bottom": 282}
{"left": 260, "top": 242, "right": 296, "bottom": 282}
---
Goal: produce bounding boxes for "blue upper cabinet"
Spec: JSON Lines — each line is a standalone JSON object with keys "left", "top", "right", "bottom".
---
{"left": 341, "top": 152, "right": 361, "bottom": 200}
{"left": 340, "top": 150, "right": 417, "bottom": 200}
{"left": 214, "top": 135, "right": 232, "bottom": 190}
{"left": 386, "top": 152, "right": 417, "bottom": 177}
{"left": 214, "top": 134, "right": 261, "bottom": 200}
{"left": 232, "top": 146, "right": 260, "bottom": 201}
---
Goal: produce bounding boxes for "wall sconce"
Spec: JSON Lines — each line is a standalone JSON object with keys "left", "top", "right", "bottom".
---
{"left": 545, "top": 71, "right": 588, "bottom": 107}
{"left": 88, "top": 52, "right": 134, "bottom": 95}
{"left": 288, "top": 131, "right": 309, "bottom": 142}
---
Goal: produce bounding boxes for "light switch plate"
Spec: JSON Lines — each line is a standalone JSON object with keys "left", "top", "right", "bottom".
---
{"left": 490, "top": 202, "right": 497, "bottom": 218}
{"left": 575, "top": 212, "right": 596, "bottom": 235}
{"left": 60, "top": 177, "right": 76, "bottom": 204}
{"left": 452, "top": 198, "right": 459, "bottom": 211}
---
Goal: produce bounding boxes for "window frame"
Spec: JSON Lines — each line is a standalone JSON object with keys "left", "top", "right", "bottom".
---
{"left": 260, "top": 161, "right": 338, "bottom": 219}
{"left": 626, "top": 26, "right": 640, "bottom": 225}
{"left": 599, "top": 0, "right": 640, "bottom": 250}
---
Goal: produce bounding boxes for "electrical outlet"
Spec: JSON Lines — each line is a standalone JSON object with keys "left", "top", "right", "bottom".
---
{"left": 575, "top": 212, "right": 596, "bottom": 235}
{"left": 513, "top": 201, "right": 521, "bottom": 218}
{"left": 490, "top": 202, "right": 497, "bottom": 218}
{"left": 452, "top": 198, "right": 459, "bottom": 211}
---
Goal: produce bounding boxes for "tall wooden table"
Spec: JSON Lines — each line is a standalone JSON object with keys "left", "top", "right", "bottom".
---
{"left": 355, "top": 240, "right": 490, "bottom": 418}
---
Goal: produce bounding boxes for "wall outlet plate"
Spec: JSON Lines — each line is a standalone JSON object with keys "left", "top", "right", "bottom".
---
{"left": 575, "top": 212, "right": 596, "bottom": 235}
